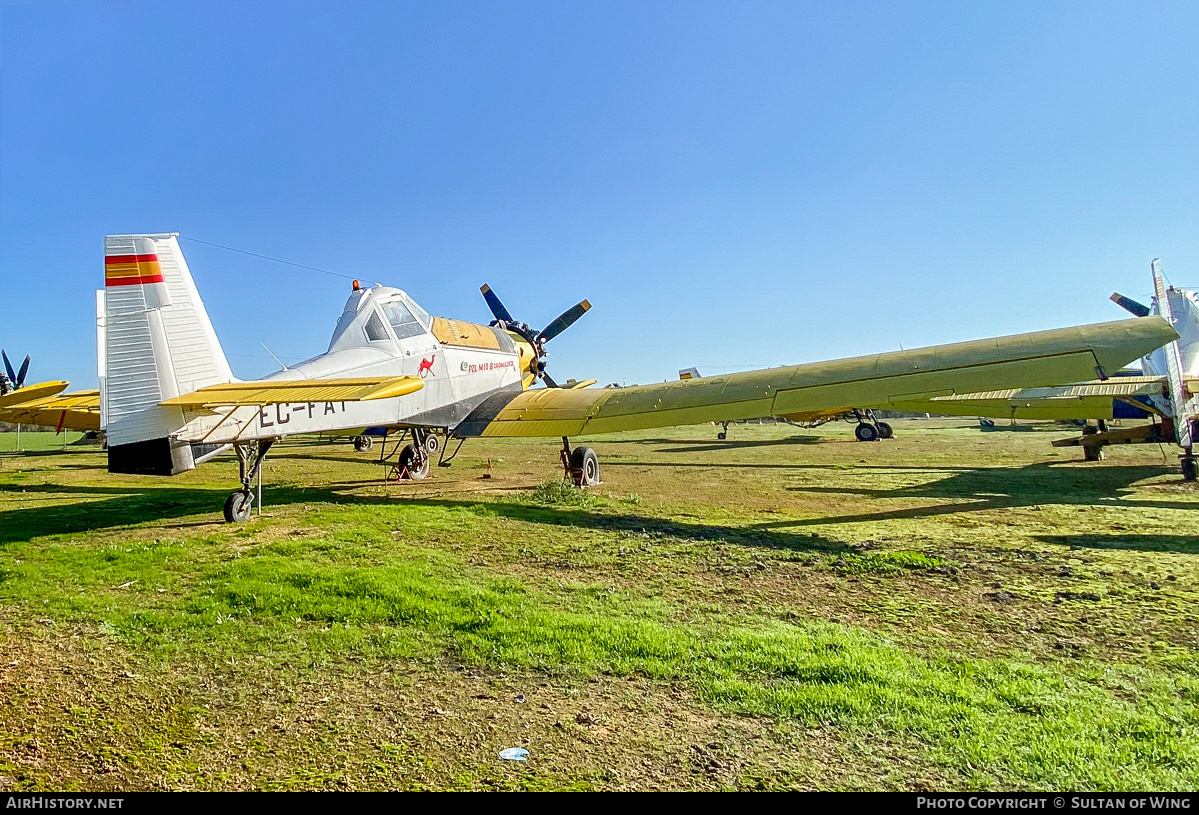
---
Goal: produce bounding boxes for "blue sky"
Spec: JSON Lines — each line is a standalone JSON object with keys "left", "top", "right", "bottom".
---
{"left": 3, "top": 0, "right": 1199, "bottom": 388}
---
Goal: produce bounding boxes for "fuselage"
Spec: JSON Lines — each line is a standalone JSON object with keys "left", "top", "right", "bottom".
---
{"left": 1140, "top": 286, "right": 1199, "bottom": 417}
{"left": 175, "top": 284, "right": 537, "bottom": 444}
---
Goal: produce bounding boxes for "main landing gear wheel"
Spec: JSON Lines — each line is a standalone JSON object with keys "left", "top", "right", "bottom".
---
{"left": 1182, "top": 456, "right": 1197, "bottom": 482}
{"left": 876, "top": 421, "right": 894, "bottom": 439}
{"left": 223, "top": 490, "right": 253, "bottom": 523}
{"left": 855, "top": 422, "right": 880, "bottom": 442}
{"left": 717, "top": 431, "right": 727, "bottom": 440}
{"left": 353, "top": 435, "right": 373, "bottom": 452}
{"left": 398, "top": 444, "right": 430, "bottom": 479}
{"left": 569, "top": 446, "right": 601, "bottom": 487}
{"left": 425, "top": 433, "right": 440, "bottom": 455}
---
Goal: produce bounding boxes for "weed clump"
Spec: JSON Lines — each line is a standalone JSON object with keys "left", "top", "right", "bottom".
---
{"left": 527, "top": 479, "right": 597, "bottom": 507}
{"left": 831, "top": 550, "right": 940, "bottom": 574}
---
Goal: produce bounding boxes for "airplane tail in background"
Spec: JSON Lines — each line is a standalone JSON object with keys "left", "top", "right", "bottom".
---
{"left": 98, "top": 234, "right": 234, "bottom": 475}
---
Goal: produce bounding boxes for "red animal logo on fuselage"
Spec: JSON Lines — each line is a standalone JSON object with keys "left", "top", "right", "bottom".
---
{"left": 418, "top": 355, "right": 436, "bottom": 378}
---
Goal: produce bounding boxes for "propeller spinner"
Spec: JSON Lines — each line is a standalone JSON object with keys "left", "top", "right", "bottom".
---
{"left": 479, "top": 284, "right": 591, "bottom": 388}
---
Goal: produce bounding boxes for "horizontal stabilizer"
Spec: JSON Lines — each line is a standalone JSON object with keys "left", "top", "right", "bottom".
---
{"left": 159, "top": 376, "right": 424, "bottom": 409}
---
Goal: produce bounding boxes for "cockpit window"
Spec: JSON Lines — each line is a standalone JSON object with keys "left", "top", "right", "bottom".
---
{"left": 364, "top": 311, "right": 390, "bottom": 342}
{"left": 408, "top": 299, "right": 431, "bottom": 328}
{"left": 383, "top": 301, "right": 426, "bottom": 340}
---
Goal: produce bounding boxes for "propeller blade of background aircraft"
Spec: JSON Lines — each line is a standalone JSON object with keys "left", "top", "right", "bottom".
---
{"left": 2, "top": 351, "right": 15, "bottom": 384}
{"left": 16, "top": 355, "right": 30, "bottom": 388}
{"left": 480, "top": 284, "right": 515, "bottom": 324}
{"left": 1111, "top": 292, "right": 1151, "bottom": 318}
{"left": 538, "top": 299, "right": 592, "bottom": 342}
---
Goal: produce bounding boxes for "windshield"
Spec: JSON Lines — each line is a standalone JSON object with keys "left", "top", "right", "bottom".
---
{"left": 382, "top": 300, "right": 427, "bottom": 340}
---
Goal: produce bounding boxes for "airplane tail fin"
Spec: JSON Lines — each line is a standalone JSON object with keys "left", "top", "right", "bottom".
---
{"left": 99, "top": 234, "right": 234, "bottom": 474}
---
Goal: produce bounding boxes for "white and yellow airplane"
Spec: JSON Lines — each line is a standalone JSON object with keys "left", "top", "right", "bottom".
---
{"left": 0, "top": 234, "right": 1180, "bottom": 521}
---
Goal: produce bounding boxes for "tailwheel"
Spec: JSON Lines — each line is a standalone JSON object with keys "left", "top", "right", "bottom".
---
{"left": 353, "top": 435, "right": 373, "bottom": 452}
{"left": 877, "top": 421, "right": 894, "bottom": 439}
{"left": 397, "top": 444, "right": 430, "bottom": 479}
{"left": 854, "top": 422, "right": 880, "bottom": 442}
{"left": 223, "top": 490, "right": 253, "bottom": 523}
{"left": 569, "top": 446, "right": 601, "bottom": 487}
{"left": 717, "top": 431, "right": 727, "bottom": 440}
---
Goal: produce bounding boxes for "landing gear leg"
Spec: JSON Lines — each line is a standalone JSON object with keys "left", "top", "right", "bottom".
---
{"left": 560, "top": 436, "right": 573, "bottom": 480}
{"left": 717, "top": 422, "right": 729, "bottom": 441}
{"left": 1081, "top": 423, "right": 1106, "bottom": 462}
{"left": 224, "top": 439, "right": 274, "bottom": 523}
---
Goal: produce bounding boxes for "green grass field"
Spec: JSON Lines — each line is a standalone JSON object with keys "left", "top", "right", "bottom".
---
{"left": 1, "top": 421, "right": 1197, "bottom": 790}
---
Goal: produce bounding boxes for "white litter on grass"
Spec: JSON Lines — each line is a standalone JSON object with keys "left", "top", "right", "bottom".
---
{"left": 499, "top": 748, "right": 529, "bottom": 762}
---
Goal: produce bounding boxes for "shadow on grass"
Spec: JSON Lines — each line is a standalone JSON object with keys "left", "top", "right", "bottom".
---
{"left": 3, "top": 458, "right": 1189, "bottom": 550}
{"left": 774, "top": 462, "right": 1194, "bottom": 528}
{"left": 0, "top": 481, "right": 850, "bottom": 554}
{"left": 1036, "top": 534, "right": 1199, "bottom": 554}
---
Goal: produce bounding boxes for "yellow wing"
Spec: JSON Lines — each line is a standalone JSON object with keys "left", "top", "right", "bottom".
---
{"left": 0, "top": 380, "right": 69, "bottom": 407}
{"left": 455, "top": 317, "right": 1177, "bottom": 437}
{"left": 0, "top": 386, "right": 101, "bottom": 432}
{"left": 159, "top": 376, "right": 424, "bottom": 410}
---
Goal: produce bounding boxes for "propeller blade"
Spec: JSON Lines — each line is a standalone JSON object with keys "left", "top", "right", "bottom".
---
{"left": 2, "top": 351, "right": 14, "bottom": 384}
{"left": 16, "top": 355, "right": 30, "bottom": 388}
{"left": 480, "top": 284, "right": 515, "bottom": 324}
{"left": 1110, "top": 292, "right": 1151, "bottom": 318}
{"left": 540, "top": 369, "right": 559, "bottom": 388}
{"left": 537, "top": 299, "right": 591, "bottom": 343}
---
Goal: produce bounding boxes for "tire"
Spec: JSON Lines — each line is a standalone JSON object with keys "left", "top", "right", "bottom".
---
{"left": 569, "top": 446, "right": 601, "bottom": 487}
{"left": 979, "top": 418, "right": 995, "bottom": 428}
{"left": 223, "top": 490, "right": 253, "bottom": 523}
{"left": 353, "top": 435, "right": 373, "bottom": 452}
{"left": 1182, "top": 457, "right": 1197, "bottom": 482}
{"left": 398, "top": 444, "right": 430, "bottom": 479}
{"left": 717, "top": 432, "right": 727, "bottom": 440}
{"left": 877, "top": 422, "right": 893, "bottom": 439}
{"left": 854, "top": 423, "right": 879, "bottom": 442}
{"left": 425, "top": 433, "right": 440, "bottom": 455}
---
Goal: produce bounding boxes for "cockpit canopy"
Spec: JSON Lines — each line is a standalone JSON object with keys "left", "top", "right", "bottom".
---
{"left": 327, "top": 285, "right": 433, "bottom": 353}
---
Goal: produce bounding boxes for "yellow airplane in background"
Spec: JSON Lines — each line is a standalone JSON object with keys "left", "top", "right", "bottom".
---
{"left": 0, "top": 349, "right": 100, "bottom": 435}
{"left": 0, "top": 233, "right": 1179, "bottom": 520}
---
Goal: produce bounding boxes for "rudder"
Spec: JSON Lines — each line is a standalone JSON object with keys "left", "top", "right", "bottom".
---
{"left": 99, "top": 233, "right": 233, "bottom": 474}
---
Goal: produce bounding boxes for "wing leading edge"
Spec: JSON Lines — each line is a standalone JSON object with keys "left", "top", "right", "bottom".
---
{"left": 455, "top": 317, "right": 1177, "bottom": 438}
{"left": 159, "top": 376, "right": 424, "bottom": 410}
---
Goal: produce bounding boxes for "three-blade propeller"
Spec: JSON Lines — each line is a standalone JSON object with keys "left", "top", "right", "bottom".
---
{"left": 479, "top": 284, "right": 591, "bottom": 388}
{"left": 0, "top": 350, "right": 30, "bottom": 395}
